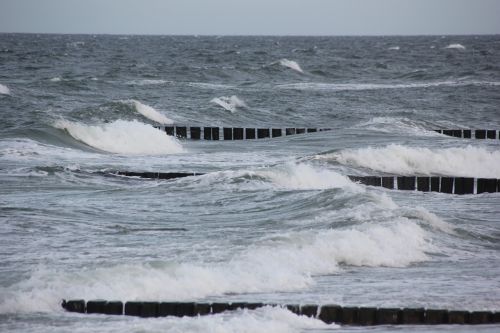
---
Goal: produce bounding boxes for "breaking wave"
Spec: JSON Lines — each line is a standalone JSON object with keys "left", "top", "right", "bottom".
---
{"left": 127, "top": 99, "right": 173, "bottom": 124}
{"left": 0, "top": 217, "right": 432, "bottom": 313}
{"left": 323, "top": 144, "right": 500, "bottom": 178}
{"left": 0, "top": 83, "right": 10, "bottom": 95}
{"left": 257, "top": 163, "right": 360, "bottom": 191}
{"left": 279, "top": 59, "right": 304, "bottom": 73}
{"left": 211, "top": 95, "right": 247, "bottom": 113}
{"left": 445, "top": 43, "right": 466, "bottom": 50}
{"left": 54, "top": 119, "right": 183, "bottom": 155}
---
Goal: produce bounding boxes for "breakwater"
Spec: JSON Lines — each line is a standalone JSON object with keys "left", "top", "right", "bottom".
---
{"left": 435, "top": 129, "right": 499, "bottom": 139}
{"left": 154, "top": 126, "right": 330, "bottom": 140}
{"left": 111, "top": 172, "right": 500, "bottom": 194}
{"left": 62, "top": 300, "right": 499, "bottom": 325}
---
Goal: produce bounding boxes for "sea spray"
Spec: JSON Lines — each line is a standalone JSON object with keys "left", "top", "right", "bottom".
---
{"left": 54, "top": 119, "right": 183, "bottom": 155}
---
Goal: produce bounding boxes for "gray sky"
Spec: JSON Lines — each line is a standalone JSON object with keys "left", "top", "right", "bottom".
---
{"left": 1, "top": 0, "right": 499, "bottom": 35}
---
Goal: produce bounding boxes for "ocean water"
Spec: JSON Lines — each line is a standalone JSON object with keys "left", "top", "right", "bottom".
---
{"left": 0, "top": 34, "right": 499, "bottom": 332}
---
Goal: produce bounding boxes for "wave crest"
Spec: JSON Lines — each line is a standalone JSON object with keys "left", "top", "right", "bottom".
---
{"left": 210, "top": 95, "right": 247, "bottom": 113}
{"left": 323, "top": 144, "right": 500, "bottom": 178}
{"left": 0, "top": 219, "right": 431, "bottom": 312}
{"left": 127, "top": 99, "right": 173, "bottom": 124}
{"left": 279, "top": 59, "right": 304, "bottom": 73}
{"left": 445, "top": 43, "right": 466, "bottom": 50}
{"left": 258, "top": 163, "right": 359, "bottom": 191}
{"left": 54, "top": 119, "right": 183, "bottom": 155}
{"left": 0, "top": 83, "right": 10, "bottom": 95}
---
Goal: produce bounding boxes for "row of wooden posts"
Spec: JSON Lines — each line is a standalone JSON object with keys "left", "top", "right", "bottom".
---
{"left": 155, "top": 126, "right": 330, "bottom": 140}
{"left": 113, "top": 172, "right": 500, "bottom": 194}
{"left": 62, "top": 300, "right": 499, "bottom": 326}
{"left": 153, "top": 125, "right": 500, "bottom": 140}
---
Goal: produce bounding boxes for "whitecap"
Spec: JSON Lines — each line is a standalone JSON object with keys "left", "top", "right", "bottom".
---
{"left": 0, "top": 217, "right": 432, "bottom": 312}
{"left": 258, "top": 162, "right": 361, "bottom": 191}
{"left": 126, "top": 99, "right": 173, "bottom": 124}
{"left": 388, "top": 46, "right": 400, "bottom": 50}
{"left": 445, "top": 43, "right": 466, "bottom": 50}
{"left": 210, "top": 95, "right": 247, "bottom": 113}
{"left": 49, "top": 77, "right": 62, "bottom": 82}
{"left": 0, "top": 83, "right": 11, "bottom": 95}
{"left": 54, "top": 119, "right": 183, "bottom": 155}
{"left": 323, "top": 144, "right": 500, "bottom": 178}
{"left": 279, "top": 59, "right": 304, "bottom": 73}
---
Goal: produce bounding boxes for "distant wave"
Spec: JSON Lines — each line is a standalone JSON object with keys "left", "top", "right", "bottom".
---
{"left": 445, "top": 43, "right": 466, "bottom": 50}
{"left": 0, "top": 83, "right": 10, "bottom": 95}
{"left": 54, "top": 119, "right": 183, "bottom": 155}
{"left": 210, "top": 95, "right": 247, "bottom": 113}
{"left": 126, "top": 99, "right": 173, "bottom": 124}
{"left": 49, "top": 77, "right": 62, "bottom": 82}
{"left": 279, "top": 59, "right": 304, "bottom": 73}
{"left": 323, "top": 144, "right": 500, "bottom": 178}
{"left": 388, "top": 46, "right": 400, "bottom": 50}
{"left": 275, "top": 80, "right": 500, "bottom": 92}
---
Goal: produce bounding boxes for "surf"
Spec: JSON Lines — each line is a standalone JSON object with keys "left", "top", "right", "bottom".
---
{"left": 54, "top": 119, "right": 184, "bottom": 155}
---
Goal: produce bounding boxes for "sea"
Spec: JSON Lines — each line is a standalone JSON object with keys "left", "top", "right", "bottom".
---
{"left": 0, "top": 34, "right": 499, "bottom": 332}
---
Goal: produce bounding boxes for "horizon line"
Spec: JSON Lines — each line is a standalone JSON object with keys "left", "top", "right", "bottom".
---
{"left": 1, "top": 31, "right": 499, "bottom": 38}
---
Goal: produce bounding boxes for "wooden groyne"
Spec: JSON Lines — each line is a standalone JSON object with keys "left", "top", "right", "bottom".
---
{"left": 62, "top": 300, "right": 500, "bottom": 325}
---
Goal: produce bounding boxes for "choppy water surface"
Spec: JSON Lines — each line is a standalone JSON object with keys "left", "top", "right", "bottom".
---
{"left": 0, "top": 34, "right": 499, "bottom": 332}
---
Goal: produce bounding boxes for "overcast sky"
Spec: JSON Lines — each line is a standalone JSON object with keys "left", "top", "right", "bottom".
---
{"left": 1, "top": 0, "right": 499, "bottom": 35}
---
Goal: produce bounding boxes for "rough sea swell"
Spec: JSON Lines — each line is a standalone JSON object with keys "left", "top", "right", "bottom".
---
{"left": 0, "top": 34, "right": 499, "bottom": 332}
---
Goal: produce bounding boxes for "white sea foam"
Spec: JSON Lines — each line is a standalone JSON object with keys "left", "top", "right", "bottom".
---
{"left": 54, "top": 119, "right": 183, "bottom": 155}
{"left": 258, "top": 163, "right": 360, "bottom": 191}
{"left": 275, "top": 80, "right": 476, "bottom": 92}
{"left": 128, "top": 79, "right": 169, "bottom": 86}
{"left": 210, "top": 95, "right": 247, "bottom": 113}
{"left": 127, "top": 99, "right": 173, "bottom": 124}
{"left": 168, "top": 306, "right": 332, "bottom": 333}
{"left": 324, "top": 144, "right": 500, "bottom": 178}
{"left": 388, "top": 46, "right": 400, "bottom": 50}
{"left": 187, "top": 82, "right": 234, "bottom": 89}
{"left": 0, "top": 215, "right": 432, "bottom": 313}
{"left": 354, "top": 117, "right": 438, "bottom": 136}
{"left": 445, "top": 43, "right": 466, "bottom": 50}
{"left": 49, "top": 77, "right": 62, "bottom": 82}
{"left": 0, "top": 83, "right": 10, "bottom": 95}
{"left": 279, "top": 59, "right": 304, "bottom": 73}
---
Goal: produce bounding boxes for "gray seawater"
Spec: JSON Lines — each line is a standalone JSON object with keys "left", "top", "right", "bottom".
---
{"left": 0, "top": 34, "right": 499, "bottom": 332}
